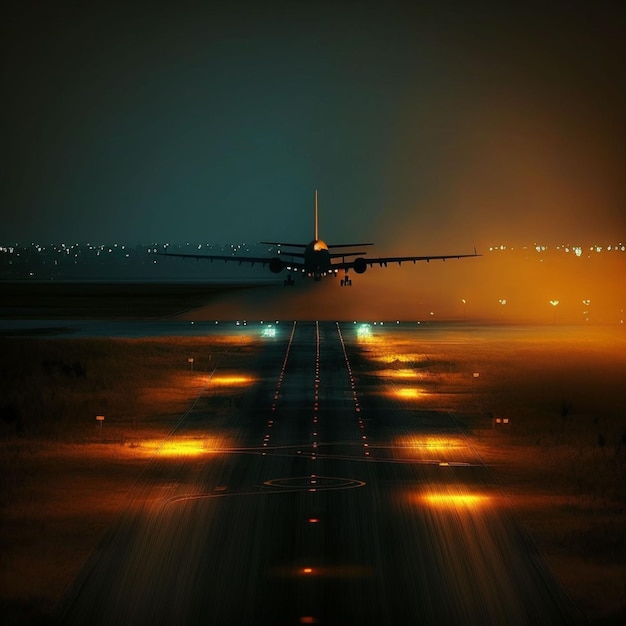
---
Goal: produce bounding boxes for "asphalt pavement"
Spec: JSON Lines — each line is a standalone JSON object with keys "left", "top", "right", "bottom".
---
{"left": 56, "top": 321, "right": 585, "bottom": 625}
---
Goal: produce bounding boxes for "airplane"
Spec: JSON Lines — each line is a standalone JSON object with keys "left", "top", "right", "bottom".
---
{"left": 157, "top": 191, "right": 480, "bottom": 286}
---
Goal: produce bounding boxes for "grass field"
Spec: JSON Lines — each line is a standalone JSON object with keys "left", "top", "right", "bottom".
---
{"left": 0, "top": 334, "right": 261, "bottom": 625}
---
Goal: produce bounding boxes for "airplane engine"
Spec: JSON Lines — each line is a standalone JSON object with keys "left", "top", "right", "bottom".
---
{"left": 269, "top": 257, "right": 284, "bottom": 273}
{"left": 353, "top": 257, "right": 367, "bottom": 274}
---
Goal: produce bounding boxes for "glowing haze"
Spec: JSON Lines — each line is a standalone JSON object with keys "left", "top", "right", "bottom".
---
{"left": 1, "top": 1, "right": 624, "bottom": 249}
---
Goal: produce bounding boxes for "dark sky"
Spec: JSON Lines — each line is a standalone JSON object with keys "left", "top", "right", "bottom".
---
{"left": 2, "top": 0, "right": 624, "bottom": 248}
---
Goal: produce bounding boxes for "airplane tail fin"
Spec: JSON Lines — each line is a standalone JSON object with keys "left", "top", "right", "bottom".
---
{"left": 314, "top": 189, "right": 319, "bottom": 240}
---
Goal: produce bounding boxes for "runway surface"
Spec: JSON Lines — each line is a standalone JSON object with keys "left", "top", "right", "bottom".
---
{"left": 57, "top": 321, "right": 584, "bottom": 625}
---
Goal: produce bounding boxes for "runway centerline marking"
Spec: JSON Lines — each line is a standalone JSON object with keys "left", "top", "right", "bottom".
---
{"left": 163, "top": 475, "right": 366, "bottom": 507}
{"left": 263, "top": 476, "right": 366, "bottom": 491}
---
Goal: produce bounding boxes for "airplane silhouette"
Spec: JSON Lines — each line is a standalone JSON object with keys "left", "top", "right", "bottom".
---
{"left": 157, "top": 191, "right": 480, "bottom": 286}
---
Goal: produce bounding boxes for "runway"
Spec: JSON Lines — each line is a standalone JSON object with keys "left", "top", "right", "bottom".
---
{"left": 57, "top": 321, "right": 584, "bottom": 625}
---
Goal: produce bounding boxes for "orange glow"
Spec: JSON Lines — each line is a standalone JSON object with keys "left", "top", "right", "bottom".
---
{"left": 393, "top": 435, "right": 473, "bottom": 464}
{"left": 156, "top": 442, "right": 214, "bottom": 457}
{"left": 270, "top": 564, "right": 372, "bottom": 579}
{"left": 396, "top": 435, "right": 466, "bottom": 453}
{"left": 371, "top": 352, "right": 424, "bottom": 366}
{"left": 211, "top": 374, "right": 253, "bottom": 386}
{"left": 299, "top": 617, "right": 318, "bottom": 625}
{"left": 393, "top": 387, "right": 425, "bottom": 400}
{"left": 130, "top": 436, "right": 226, "bottom": 458}
{"left": 294, "top": 565, "right": 372, "bottom": 578}
{"left": 379, "top": 369, "right": 420, "bottom": 380}
{"left": 419, "top": 492, "right": 491, "bottom": 509}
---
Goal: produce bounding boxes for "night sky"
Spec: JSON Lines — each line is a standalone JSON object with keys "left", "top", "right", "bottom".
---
{"left": 2, "top": 1, "right": 624, "bottom": 248}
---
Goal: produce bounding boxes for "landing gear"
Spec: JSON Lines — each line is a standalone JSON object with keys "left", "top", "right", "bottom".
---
{"left": 284, "top": 274, "right": 295, "bottom": 287}
{"left": 340, "top": 276, "right": 352, "bottom": 287}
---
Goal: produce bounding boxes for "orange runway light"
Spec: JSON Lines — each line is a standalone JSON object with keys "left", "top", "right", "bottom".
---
{"left": 393, "top": 387, "right": 425, "bottom": 400}
{"left": 271, "top": 563, "right": 373, "bottom": 579}
{"left": 296, "top": 565, "right": 372, "bottom": 578}
{"left": 418, "top": 492, "right": 492, "bottom": 510}
{"left": 394, "top": 435, "right": 470, "bottom": 462}
{"left": 371, "top": 352, "right": 425, "bottom": 366}
{"left": 131, "top": 436, "right": 227, "bottom": 458}
{"left": 155, "top": 440, "right": 219, "bottom": 458}
{"left": 397, "top": 435, "right": 466, "bottom": 451}
{"left": 380, "top": 369, "right": 420, "bottom": 379}
{"left": 211, "top": 374, "right": 253, "bottom": 386}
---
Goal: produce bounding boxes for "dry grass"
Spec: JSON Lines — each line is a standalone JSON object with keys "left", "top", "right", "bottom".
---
{"left": 0, "top": 335, "right": 257, "bottom": 437}
{"left": 0, "top": 335, "right": 261, "bottom": 625}
{"left": 1, "top": 441, "right": 149, "bottom": 621}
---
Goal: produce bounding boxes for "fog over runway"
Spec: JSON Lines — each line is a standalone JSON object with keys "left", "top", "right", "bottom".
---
{"left": 57, "top": 321, "right": 584, "bottom": 625}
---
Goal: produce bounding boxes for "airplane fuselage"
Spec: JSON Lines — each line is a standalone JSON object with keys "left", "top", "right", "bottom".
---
{"left": 303, "top": 239, "right": 332, "bottom": 279}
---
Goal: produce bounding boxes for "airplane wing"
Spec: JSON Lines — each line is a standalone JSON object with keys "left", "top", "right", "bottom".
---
{"left": 327, "top": 243, "right": 374, "bottom": 249}
{"left": 328, "top": 251, "right": 370, "bottom": 259}
{"left": 155, "top": 251, "right": 306, "bottom": 269}
{"left": 259, "top": 241, "right": 307, "bottom": 248}
{"left": 331, "top": 250, "right": 481, "bottom": 270}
